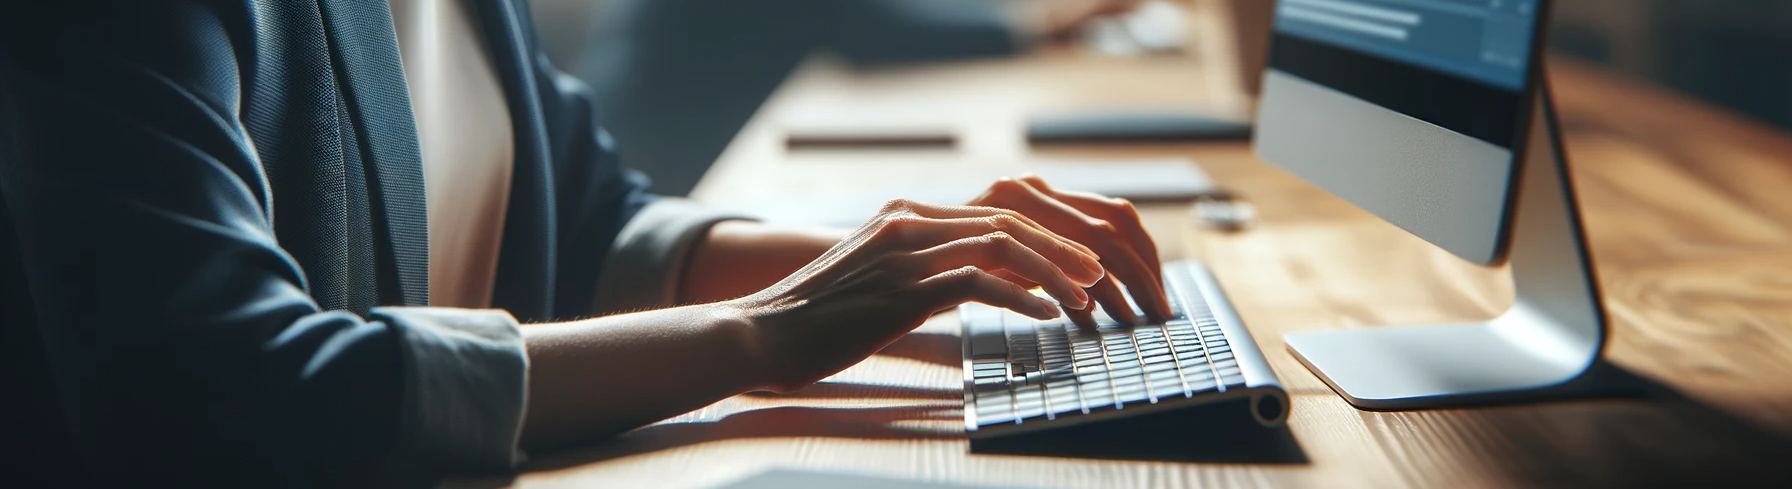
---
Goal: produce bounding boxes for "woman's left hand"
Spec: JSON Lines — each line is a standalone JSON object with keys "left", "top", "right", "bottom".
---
{"left": 967, "top": 175, "right": 1171, "bottom": 327}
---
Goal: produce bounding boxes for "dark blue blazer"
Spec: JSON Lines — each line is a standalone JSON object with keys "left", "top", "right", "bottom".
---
{"left": 1, "top": 0, "right": 652, "bottom": 485}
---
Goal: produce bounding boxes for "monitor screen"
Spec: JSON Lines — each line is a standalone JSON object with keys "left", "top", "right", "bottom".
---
{"left": 1273, "top": 0, "right": 1542, "bottom": 91}
{"left": 1253, "top": 0, "right": 1555, "bottom": 265}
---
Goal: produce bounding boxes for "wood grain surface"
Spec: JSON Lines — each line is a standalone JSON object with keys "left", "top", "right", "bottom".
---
{"left": 503, "top": 4, "right": 1792, "bottom": 488}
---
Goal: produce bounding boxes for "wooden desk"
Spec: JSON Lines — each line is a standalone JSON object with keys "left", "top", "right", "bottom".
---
{"left": 512, "top": 17, "right": 1792, "bottom": 489}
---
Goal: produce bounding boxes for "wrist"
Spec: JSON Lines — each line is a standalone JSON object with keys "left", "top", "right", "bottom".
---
{"left": 704, "top": 299, "right": 776, "bottom": 393}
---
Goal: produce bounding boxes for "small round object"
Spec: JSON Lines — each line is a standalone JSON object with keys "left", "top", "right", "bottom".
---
{"left": 1192, "top": 193, "right": 1256, "bottom": 231}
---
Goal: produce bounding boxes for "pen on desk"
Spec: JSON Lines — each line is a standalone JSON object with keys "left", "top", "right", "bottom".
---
{"left": 784, "top": 131, "right": 959, "bottom": 150}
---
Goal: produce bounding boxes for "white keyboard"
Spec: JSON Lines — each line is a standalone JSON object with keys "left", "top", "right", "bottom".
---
{"left": 960, "top": 261, "right": 1288, "bottom": 438}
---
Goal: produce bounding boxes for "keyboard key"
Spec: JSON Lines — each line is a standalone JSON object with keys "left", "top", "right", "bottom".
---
{"left": 967, "top": 319, "right": 1008, "bottom": 360}
{"left": 1113, "top": 381, "right": 1150, "bottom": 404}
{"left": 1046, "top": 383, "right": 1082, "bottom": 411}
{"left": 1080, "top": 384, "right": 1115, "bottom": 410}
{"left": 974, "top": 397, "right": 1014, "bottom": 425}
{"left": 1013, "top": 387, "right": 1047, "bottom": 418}
{"left": 963, "top": 263, "right": 1279, "bottom": 433}
{"left": 1220, "top": 374, "right": 1247, "bottom": 387}
{"left": 1181, "top": 374, "right": 1218, "bottom": 394}
{"left": 1148, "top": 369, "right": 1182, "bottom": 393}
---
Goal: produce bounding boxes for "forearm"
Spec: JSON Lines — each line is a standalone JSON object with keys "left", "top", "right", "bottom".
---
{"left": 518, "top": 221, "right": 841, "bottom": 449}
{"left": 518, "top": 302, "right": 760, "bottom": 450}
{"left": 678, "top": 220, "right": 847, "bottom": 304}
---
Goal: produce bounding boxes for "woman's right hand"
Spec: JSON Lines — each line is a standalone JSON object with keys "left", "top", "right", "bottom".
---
{"left": 730, "top": 199, "right": 1106, "bottom": 392}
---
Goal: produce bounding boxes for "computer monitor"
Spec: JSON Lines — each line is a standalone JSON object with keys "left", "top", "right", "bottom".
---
{"left": 1251, "top": 0, "right": 1611, "bottom": 409}
{"left": 1257, "top": 0, "right": 1545, "bottom": 265}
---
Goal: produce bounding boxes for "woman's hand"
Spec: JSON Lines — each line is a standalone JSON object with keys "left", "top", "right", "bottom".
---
{"left": 731, "top": 198, "right": 1106, "bottom": 392}
{"left": 967, "top": 175, "right": 1171, "bottom": 327}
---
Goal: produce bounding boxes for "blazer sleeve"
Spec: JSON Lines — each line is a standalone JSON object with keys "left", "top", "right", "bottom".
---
{"left": 0, "top": 3, "right": 524, "bottom": 485}
{"left": 526, "top": 30, "right": 750, "bottom": 316}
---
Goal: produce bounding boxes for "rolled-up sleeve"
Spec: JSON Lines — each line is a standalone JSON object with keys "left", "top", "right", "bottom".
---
{"left": 379, "top": 308, "right": 529, "bottom": 472}
{"left": 521, "top": 28, "right": 756, "bottom": 317}
{"left": 591, "top": 198, "right": 753, "bottom": 314}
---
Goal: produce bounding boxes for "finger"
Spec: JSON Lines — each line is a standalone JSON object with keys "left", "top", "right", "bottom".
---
{"left": 1064, "top": 301, "right": 1098, "bottom": 330}
{"left": 910, "top": 266, "right": 1061, "bottom": 320}
{"left": 1019, "top": 175, "right": 1171, "bottom": 319}
{"left": 1085, "top": 274, "right": 1140, "bottom": 326}
{"left": 1020, "top": 175, "right": 1161, "bottom": 278}
{"left": 877, "top": 215, "right": 1104, "bottom": 287}
{"left": 978, "top": 179, "right": 1172, "bottom": 321}
{"left": 907, "top": 232, "right": 1091, "bottom": 310}
{"left": 890, "top": 199, "right": 1099, "bottom": 259}
{"left": 989, "top": 270, "right": 1037, "bottom": 289}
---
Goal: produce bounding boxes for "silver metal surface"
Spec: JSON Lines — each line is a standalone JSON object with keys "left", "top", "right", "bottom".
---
{"left": 1282, "top": 84, "right": 1608, "bottom": 409}
{"left": 1255, "top": 70, "right": 1516, "bottom": 265}
{"left": 960, "top": 261, "right": 1290, "bottom": 438}
{"left": 1182, "top": 262, "right": 1280, "bottom": 393}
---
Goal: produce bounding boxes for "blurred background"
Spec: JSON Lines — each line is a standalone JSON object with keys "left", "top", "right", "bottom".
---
{"left": 1549, "top": 0, "right": 1792, "bottom": 131}
{"left": 527, "top": 0, "right": 1792, "bottom": 196}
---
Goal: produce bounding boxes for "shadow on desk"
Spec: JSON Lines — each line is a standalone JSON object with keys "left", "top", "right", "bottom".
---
{"left": 502, "top": 358, "right": 1792, "bottom": 487}
{"left": 524, "top": 403, "right": 962, "bottom": 473}
{"left": 1356, "top": 360, "right": 1792, "bottom": 486}
{"left": 875, "top": 331, "right": 961, "bottom": 368}
{"left": 971, "top": 397, "right": 1309, "bottom": 465}
{"left": 742, "top": 381, "right": 963, "bottom": 401}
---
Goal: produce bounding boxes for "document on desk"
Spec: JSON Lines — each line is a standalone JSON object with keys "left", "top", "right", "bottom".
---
{"left": 1029, "top": 159, "right": 1217, "bottom": 201}
{"left": 713, "top": 469, "right": 1041, "bottom": 489}
{"left": 721, "top": 159, "right": 1216, "bottom": 227}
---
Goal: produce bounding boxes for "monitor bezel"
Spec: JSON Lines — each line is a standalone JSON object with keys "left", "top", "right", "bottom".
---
{"left": 1260, "top": 0, "right": 1555, "bottom": 266}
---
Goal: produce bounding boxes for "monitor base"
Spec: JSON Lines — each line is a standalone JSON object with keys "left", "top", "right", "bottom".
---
{"left": 1287, "top": 320, "right": 1593, "bottom": 410}
{"left": 1285, "top": 78, "right": 1611, "bottom": 411}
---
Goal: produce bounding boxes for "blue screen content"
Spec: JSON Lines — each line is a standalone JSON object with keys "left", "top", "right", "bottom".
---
{"left": 1273, "top": 0, "right": 1541, "bottom": 90}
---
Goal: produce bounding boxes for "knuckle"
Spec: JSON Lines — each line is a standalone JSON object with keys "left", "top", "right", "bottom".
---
{"left": 979, "top": 232, "right": 1019, "bottom": 257}
{"left": 1087, "top": 218, "right": 1119, "bottom": 236}
{"left": 872, "top": 213, "right": 923, "bottom": 242}
{"left": 988, "top": 213, "right": 1022, "bottom": 232}
{"left": 880, "top": 198, "right": 917, "bottom": 213}
{"left": 989, "top": 177, "right": 1029, "bottom": 195}
{"left": 999, "top": 208, "right": 1030, "bottom": 225}
{"left": 949, "top": 265, "right": 985, "bottom": 287}
{"left": 1110, "top": 197, "right": 1137, "bottom": 213}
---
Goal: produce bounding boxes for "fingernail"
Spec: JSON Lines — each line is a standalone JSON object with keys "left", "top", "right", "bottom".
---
{"left": 1038, "top": 298, "right": 1062, "bottom": 318}
{"left": 1078, "top": 254, "right": 1104, "bottom": 282}
{"left": 1073, "top": 287, "right": 1091, "bottom": 310}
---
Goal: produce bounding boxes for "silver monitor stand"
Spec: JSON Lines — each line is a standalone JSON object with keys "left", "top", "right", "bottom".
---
{"left": 1284, "top": 79, "right": 1610, "bottom": 410}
